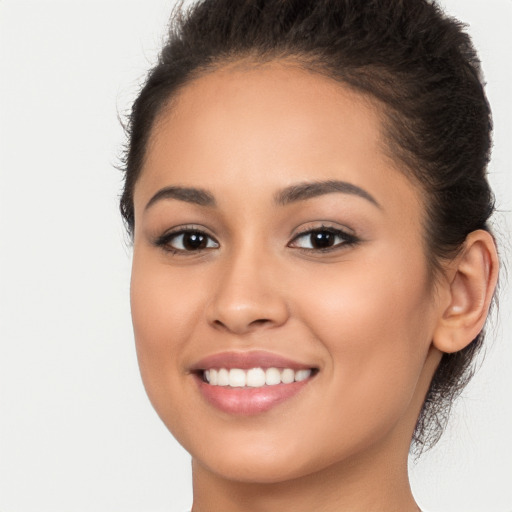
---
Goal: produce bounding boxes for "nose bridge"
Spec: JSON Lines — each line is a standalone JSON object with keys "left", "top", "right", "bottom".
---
{"left": 206, "top": 237, "right": 288, "bottom": 334}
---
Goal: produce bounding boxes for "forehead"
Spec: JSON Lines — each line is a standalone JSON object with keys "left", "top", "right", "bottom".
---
{"left": 151, "top": 62, "right": 385, "bottom": 167}
{"left": 136, "top": 62, "right": 424, "bottom": 226}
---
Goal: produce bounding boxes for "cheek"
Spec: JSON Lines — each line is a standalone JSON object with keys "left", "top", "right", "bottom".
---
{"left": 293, "top": 249, "right": 435, "bottom": 412}
{"left": 129, "top": 251, "right": 203, "bottom": 405}
{"left": 130, "top": 246, "right": 209, "bottom": 340}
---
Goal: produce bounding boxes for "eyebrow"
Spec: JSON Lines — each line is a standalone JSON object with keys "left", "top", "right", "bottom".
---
{"left": 274, "top": 180, "right": 381, "bottom": 208}
{"left": 145, "top": 186, "right": 216, "bottom": 211}
{"left": 144, "top": 179, "right": 380, "bottom": 212}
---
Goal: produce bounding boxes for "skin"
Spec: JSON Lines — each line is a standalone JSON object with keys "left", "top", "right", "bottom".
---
{"left": 130, "top": 62, "right": 498, "bottom": 511}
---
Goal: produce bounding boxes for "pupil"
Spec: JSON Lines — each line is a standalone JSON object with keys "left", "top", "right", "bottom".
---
{"left": 183, "top": 233, "right": 206, "bottom": 250}
{"left": 311, "top": 231, "right": 333, "bottom": 248}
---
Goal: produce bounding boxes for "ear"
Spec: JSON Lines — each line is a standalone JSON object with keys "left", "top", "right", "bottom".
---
{"left": 433, "top": 230, "right": 499, "bottom": 354}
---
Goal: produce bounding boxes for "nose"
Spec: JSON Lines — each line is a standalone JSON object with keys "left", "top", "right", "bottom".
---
{"left": 206, "top": 248, "right": 289, "bottom": 335}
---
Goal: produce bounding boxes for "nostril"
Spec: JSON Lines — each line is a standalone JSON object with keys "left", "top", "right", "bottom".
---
{"left": 207, "top": 293, "right": 289, "bottom": 334}
{"left": 212, "top": 317, "right": 273, "bottom": 332}
{"left": 213, "top": 319, "right": 234, "bottom": 330}
{"left": 249, "top": 318, "right": 271, "bottom": 326}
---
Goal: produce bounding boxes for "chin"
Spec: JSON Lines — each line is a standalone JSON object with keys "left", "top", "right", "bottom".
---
{"left": 180, "top": 419, "right": 378, "bottom": 486}
{"left": 194, "top": 449, "right": 325, "bottom": 485}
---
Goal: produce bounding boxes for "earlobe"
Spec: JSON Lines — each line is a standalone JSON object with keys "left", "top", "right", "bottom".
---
{"left": 433, "top": 230, "right": 499, "bottom": 354}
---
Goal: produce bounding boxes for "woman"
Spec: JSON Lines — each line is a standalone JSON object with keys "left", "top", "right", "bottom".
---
{"left": 120, "top": 1, "right": 499, "bottom": 510}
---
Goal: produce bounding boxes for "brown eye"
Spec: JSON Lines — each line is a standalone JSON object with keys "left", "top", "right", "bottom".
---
{"left": 309, "top": 231, "right": 336, "bottom": 249}
{"left": 290, "top": 227, "right": 358, "bottom": 251}
{"left": 156, "top": 229, "right": 219, "bottom": 253}
{"left": 182, "top": 232, "right": 209, "bottom": 250}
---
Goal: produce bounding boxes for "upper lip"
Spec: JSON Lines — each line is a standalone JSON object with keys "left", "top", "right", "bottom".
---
{"left": 189, "top": 350, "right": 316, "bottom": 372}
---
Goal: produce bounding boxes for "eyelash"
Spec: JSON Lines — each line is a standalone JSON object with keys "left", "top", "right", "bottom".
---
{"left": 288, "top": 225, "right": 359, "bottom": 253}
{"left": 154, "top": 226, "right": 219, "bottom": 255}
{"left": 154, "top": 225, "right": 359, "bottom": 255}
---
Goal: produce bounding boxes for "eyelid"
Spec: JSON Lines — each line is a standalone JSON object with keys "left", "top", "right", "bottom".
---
{"left": 153, "top": 225, "right": 219, "bottom": 254}
{"left": 288, "top": 224, "right": 359, "bottom": 252}
{"left": 291, "top": 222, "right": 356, "bottom": 238}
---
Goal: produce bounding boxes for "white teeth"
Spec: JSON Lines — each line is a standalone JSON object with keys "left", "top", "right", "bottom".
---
{"left": 295, "top": 369, "right": 311, "bottom": 382}
{"left": 281, "top": 368, "right": 295, "bottom": 384}
{"left": 247, "top": 368, "right": 266, "bottom": 387}
{"left": 265, "top": 367, "right": 281, "bottom": 386}
{"left": 203, "top": 367, "right": 313, "bottom": 387}
{"left": 229, "top": 368, "right": 246, "bottom": 387}
{"left": 217, "top": 368, "right": 229, "bottom": 386}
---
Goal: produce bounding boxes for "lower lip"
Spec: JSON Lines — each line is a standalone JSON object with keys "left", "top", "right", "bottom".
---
{"left": 194, "top": 374, "right": 313, "bottom": 415}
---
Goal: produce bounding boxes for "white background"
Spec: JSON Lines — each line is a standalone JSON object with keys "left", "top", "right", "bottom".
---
{"left": 0, "top": 1, "right": 510, "bottom": 511}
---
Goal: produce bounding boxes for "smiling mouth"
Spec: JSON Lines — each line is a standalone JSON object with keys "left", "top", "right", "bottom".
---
{"left": 199, "top": 367, "right": 318, "bottom": 388}
{"left": 190, "top": 351, "right": 319, "bottom": 414}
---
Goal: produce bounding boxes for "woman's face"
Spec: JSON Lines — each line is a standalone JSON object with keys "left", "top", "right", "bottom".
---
{"left": 131, "top": 63, "right": 443, "bottom": 483}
